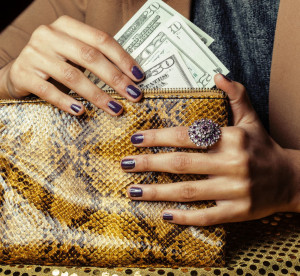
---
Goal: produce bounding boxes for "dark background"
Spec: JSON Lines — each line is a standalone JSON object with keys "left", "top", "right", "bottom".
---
{"left": 1, "top": 0, "right": 34, "bottom": 32}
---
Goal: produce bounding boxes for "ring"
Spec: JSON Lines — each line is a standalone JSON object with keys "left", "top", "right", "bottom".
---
{"left": 188, "top": 118, "right": 221, "bottom": 147}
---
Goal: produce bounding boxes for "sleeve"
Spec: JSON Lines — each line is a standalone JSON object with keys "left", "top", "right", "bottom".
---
{"left": 0, "top": 0, "right": 88, "bottom": 68}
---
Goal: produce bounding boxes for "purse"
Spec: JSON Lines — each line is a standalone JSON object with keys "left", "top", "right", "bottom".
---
{"left": 0, "top": 88, "right": 228, "bottom": 268}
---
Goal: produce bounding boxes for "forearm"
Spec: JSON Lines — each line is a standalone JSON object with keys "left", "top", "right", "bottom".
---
{"left": 0, "top": 61, "right": 14, "bottom": 99}
{"left": 284, "top": 148, "right": 300, "bottom": 212}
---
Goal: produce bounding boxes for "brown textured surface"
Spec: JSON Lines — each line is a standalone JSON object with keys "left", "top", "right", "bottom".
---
{"left": 0, "top": 91, "right": 228, "bottom": 268}
{"left": 0, "top": 212, "right": 299, "bottom": 275}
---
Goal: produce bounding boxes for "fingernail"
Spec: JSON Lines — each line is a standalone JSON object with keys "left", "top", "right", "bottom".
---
{"left": 131, "top": 134, "right": 144, "bottom": 144}
{"left": 71, "top": 104, "right": 81, "bottom": 113}
{"left": 129, "top": 187, "right": 143, "bottom": 197}
{"left": 126, "top": 85, "right": 142, "bottom": 99}
{"left": 163, "top": 213, "right": 173, "bottom": 221}
{"left": 121, "top": 159, "right": 135, "bottom": 169}
{"left": 221, "top": 74, "right": 232, "bottom": 82}
{"left": 132, "top": 66, "right": 144, "bottom": 80}
{"left": 108, "top": 101, "right": 122, "bottom": 114}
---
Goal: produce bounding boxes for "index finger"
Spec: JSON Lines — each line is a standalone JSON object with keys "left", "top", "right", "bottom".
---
{"left": 51, "top": 16, "right": 144, "bottom": 82}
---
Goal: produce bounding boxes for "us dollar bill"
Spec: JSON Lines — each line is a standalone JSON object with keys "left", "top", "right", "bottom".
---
{"left": 132, "top": 26, "right": 215, "bottom": 88}
{"left": 139, "top": 50, "right": 198, "bottom": 89}
{"left": 166, "top": 15, "right": 229, "bottom": 76}
{"left": 114, "top": 0, "right": 213, "bottom": 55}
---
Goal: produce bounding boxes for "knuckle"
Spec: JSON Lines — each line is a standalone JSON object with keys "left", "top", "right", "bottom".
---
{"left": 180, "top": 183, "right": 197, "bottom": 201}
{"left": 80, "top": 46, "right": 100, "bottom": 63}
{"left": 175, "top": 127, "right": 189, "bottom": 144}
{"left": 91, "top": 91, "right": 103, "bottom": 106}
{"left": 119, "top": 52, "right": 132, "bottom": 67}
{"left": 230, "top": 152, "right": 250, "bottom": 178}
{"left": 146, "top": 131, "right": 156, "bottom": 144}
{"left": 197, "top": 212, "right": 209, "bottom": 226}
{"left": 62, "top": 66, "right": 80, "bottom": 84}
{"left": 141, "top": 156, "right": 150, "bottom": 171}
{"left": 110, "top": 73, "right": 125, "bottom": 88}
{"left": 37, "top": 83, "right": 50, "bottom": 98}
{"left": 31, "top": 25, "right": 52, "bottom": 41}
{"left": 52, "top": 15, "right": 71, "bottom": 28}
{"left": 10, "top": 61, "right": 22, "bottom": 77}
{"left": 94, "top": 30, "right": 111, "bottom": 45}
{"left": 148, "top": 187, "right": 158, "bottom": 200}
{"left": 234, "top": 180, "right": 252, "bottom": 197}
{"left": 170, "top": 153, "right": 192, "bottom": 172}
{"left": 177, "top": 212, "right": 188, "bottom": 225}
{"left": 237, "top": 153, "right": 251, "bottom": 177}
{"left": 234, "top": 128, "right": 249, "bottom": 149}
{"left": 239, "top": 199, "right": 252, "bottom": 216}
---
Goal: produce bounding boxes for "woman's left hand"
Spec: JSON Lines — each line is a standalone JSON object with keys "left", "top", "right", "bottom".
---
{"left": 121, "top": 73, "right": 300, "bottom": 226}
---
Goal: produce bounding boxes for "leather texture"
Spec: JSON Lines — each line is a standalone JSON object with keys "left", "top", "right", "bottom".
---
{"left": 0, "top": 90, "right": 228, "bottom": 267}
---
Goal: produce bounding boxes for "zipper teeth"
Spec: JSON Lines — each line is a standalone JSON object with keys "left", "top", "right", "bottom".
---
{"left": 0, "top": 88, "right": 225, "bottom": 103}
{"left": 106, "top": 87, "right": 224, "bottom": 95}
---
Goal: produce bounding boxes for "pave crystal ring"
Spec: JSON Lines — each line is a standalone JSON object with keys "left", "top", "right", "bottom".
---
{"left": 188, "top": 118, "right": 221, "bottom": 147}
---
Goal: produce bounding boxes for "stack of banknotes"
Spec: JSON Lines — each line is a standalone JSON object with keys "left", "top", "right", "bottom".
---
{"left": 86, "top": 0, "right": 229, "bottom": 90}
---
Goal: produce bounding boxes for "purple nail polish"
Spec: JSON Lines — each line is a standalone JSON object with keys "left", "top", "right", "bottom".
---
{"left": 129, "top": 187, "right": 143, "bottom": 197}
{"left": 108, "top": 101, "right": 122, "bottom": 114}
{"left": 163, "top": 213, "right": 173, "bottom": 221}
{"left": 222, "top": 74, "right": 232, "bottom": 82}
{"left": 121, "top": 159, "right": 135, "bottom": 169}
{"left": 131, "top": 134, "right": 144, "bottom": 144}
{"left": 126, "top": 85, "right": 141, "bottom": 99}
{"left": 71, "top": 104, "right": 81, "bottom": 113}
{"left": 132, "top": 66, "right": 144, "bottom": 80}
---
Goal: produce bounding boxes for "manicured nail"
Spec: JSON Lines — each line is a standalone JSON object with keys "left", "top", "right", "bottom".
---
{"left": 131, "top": 134, "right": 144, "bottom": 144}
{"left": 163, "top": 213, "right": 173, "bottom": 221}
{"left": 121, "top": 159, "right": 135, "bottom": 170}
{"left": 221, "top": 74, "right": 232, "bottom": 82}
{"left": 132, "top": 66, "right": 144, "bottom": 80}
{"left": 71, "top": 104, "right": 81, "bottom": 113}
{"left": 126, "top": 85, "right": 141, "bottom": 99}
{"left": 129, "top": 187, "right": 143, "bottom": 197}
{"left": 108, "top": 101, "right": 122, "bottom": 114}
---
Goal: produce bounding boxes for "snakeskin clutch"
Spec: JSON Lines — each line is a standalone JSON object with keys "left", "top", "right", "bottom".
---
{"left": 0, "top": 89, "right": 228, "bottom": 267}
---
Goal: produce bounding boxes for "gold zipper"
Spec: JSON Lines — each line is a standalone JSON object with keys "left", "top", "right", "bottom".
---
{"left": 106, "top": 87, "right": 225, "bottom": 97}
{"left": 0, "top": 88, "right": 225, "bottom": 104}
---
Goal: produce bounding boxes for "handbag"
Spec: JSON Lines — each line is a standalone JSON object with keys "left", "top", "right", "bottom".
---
{"left": 0, "top": 88, "right": 228, "bottom": 267}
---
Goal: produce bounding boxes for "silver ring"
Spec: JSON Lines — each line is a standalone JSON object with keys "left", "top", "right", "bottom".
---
{"left": 188, "top": 118, "right": 221, "bottom": 147}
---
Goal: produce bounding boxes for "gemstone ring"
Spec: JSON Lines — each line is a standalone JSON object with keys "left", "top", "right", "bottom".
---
{"left": 188, "top": 118, "right": 221, "bottom": 147}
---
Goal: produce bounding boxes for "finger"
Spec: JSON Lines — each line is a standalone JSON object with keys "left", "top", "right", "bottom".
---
{"left": 130, "top": 126, "right": 237, "bottom": 149}
{"left": 53, "top": 34, "right": 142, "bottom": 103}
{"left": 161, "top": 204, "right": 241, "bottom": 226}
{"left": 51, "top": 16, "right": 145, "bottom": 82}
{"left": 127, "top": 177, "right": 245, "bottom": 201}
{"left": 32, "top": 52, "right": 123, "bottom": 116}
{"left": 21, "top": 74, "right": 85, "bottom": 115}
{"left": 214, "top": 73, "right": 259, "bottom": 126}
{"left": 37, "top": 24, "right": 142, "bottom": 103}
{"left": 121, "top": 152, "right": 229, "bottom": 175}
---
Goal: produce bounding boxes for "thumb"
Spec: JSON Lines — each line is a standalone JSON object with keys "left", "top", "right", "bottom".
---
{"left": 214, "top": 73, "right": 259, "bottom": 126}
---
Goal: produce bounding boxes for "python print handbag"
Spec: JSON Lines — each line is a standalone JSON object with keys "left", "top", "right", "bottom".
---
{"left": 0, "top": 88, "right": 228, "bottom": 267}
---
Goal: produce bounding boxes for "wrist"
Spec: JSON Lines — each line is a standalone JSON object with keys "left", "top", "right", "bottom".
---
{"left": 0, "top": 61, "right": 17, "bottom": 99}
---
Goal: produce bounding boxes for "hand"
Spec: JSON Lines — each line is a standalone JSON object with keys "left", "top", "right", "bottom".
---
{"left": 121, "top": 73, "right": 300, "bottom": 226}
{"left": 1, "top": 16, "right": 144, "bottom": 115}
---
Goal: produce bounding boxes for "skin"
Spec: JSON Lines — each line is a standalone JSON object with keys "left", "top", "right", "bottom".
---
{"left": 0, "top": 16, "right": 144, "bottom": 116}
{"left": 123, "top": 74, "right": 300, "bottom": 226}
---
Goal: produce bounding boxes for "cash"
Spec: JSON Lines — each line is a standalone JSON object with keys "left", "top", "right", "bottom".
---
{"left": 139, "top": 50, "right": 198, "bottom": 89}
{"left": 85, "top": 0, "right": 229, "bottom": 90}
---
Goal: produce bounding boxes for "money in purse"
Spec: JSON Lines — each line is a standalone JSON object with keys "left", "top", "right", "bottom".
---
{"left": 84, "top": 0, "right": 229, "bottom": 90}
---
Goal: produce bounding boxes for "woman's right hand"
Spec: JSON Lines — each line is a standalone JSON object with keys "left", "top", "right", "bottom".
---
{"left": 1, "top": 15, "right": 144, "bottom": 116}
